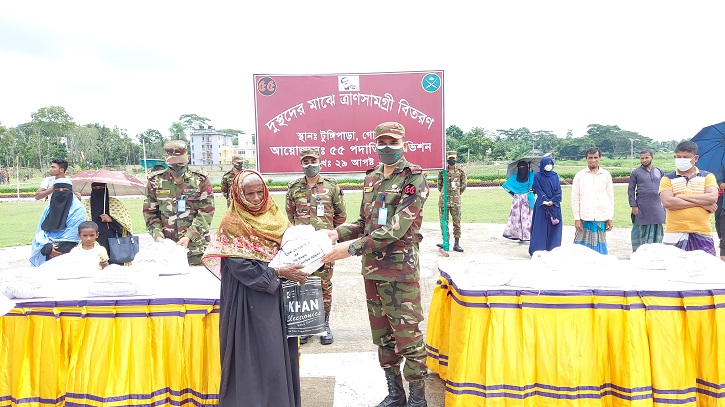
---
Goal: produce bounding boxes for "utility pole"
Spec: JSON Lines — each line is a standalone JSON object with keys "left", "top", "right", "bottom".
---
{"left": 142, "top": 138, "right": 148, "bottom": 179}
{"left": 629, "top": 138, "right": 635, "bottom": 169}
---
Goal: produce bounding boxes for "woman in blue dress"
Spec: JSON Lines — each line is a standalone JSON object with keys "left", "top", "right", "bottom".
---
{"left": 528, "top": 157, "right": 563, "bottom": 255}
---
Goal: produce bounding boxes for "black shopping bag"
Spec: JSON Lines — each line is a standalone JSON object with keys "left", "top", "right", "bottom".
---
{"left": 108, "top": 232, "right": 140, "bottom": 263}
{"left": 282, "top": 276, "right": 326, "bottom": 337}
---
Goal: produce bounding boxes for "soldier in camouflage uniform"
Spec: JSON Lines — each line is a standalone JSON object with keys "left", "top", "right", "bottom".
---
{"left": 285, "top": 147, "right": 347, "bottom": 345}
{"left": 220, "top": 155, "right": 244, "bottom": 207}
{"left": 436, "top": 150, "right": 467, "bottom": 252}
{"left": 143, "top": 140, "right": 215, "bottom": 266}
{"left": 322, "top": 122, "right": 428, "bottom": 407}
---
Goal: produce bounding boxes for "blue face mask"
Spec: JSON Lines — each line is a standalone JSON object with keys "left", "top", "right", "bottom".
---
{"left": 376, "top": 145, "right": 404, "bottom": 166}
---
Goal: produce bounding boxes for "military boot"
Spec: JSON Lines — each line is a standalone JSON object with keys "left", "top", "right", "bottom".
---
{"left": 453, "top": 239, "right": 464, "bottom": 252}
{"left": 320, "top": 312, "right": 334, "bottom": 345}
{"left": 299, "top": 335, "right": 310, "bottom": 345}
{"left": 406, "top": 380, "right": 427, "bottom": 407}
{"left": 376, "top": 373, "right": 406, "bottom": 407}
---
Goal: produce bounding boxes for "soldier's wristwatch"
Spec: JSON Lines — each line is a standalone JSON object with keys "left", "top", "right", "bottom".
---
{"left": 348, "top": 244, "right": 356, "bottom": 256}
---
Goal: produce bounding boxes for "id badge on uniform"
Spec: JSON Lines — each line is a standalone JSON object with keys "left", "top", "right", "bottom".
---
{"left": 315, "top": 196, "right": 324, "bottom": 216}
{"left": 177, "top": 196, "right": 187, "bottom": 213}
{"left": 377, "top": 207, "right": 388, "bottom": 225}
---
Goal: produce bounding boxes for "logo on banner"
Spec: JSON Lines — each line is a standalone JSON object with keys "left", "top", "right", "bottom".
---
{"left": 257, "top": 76, "right": 277, "bottom": 96}
{"left": 422, "top": 73, "right": 441, "bottom": 93}
{"left": 338, "top": 75, "right": 359, "bottom": 91}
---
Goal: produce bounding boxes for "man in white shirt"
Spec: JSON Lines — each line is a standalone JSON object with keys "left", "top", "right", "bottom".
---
{"left": 34, "top": 159, "right": 67, "bottom": 201}
{"left": 571, "top": 147, "right": 614, "bottom": 254}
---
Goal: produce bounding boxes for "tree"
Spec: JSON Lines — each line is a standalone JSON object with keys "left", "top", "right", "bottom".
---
{"left": 495, "top": 128, "right": 535, "bottom": 160}
{"left": 0, "top": 123, "right": 14, "bottom": 167}
{"left": 556, "top": 136, "right": 596, "bottom": 159}
{"left": 169, "top": 122, "right": 187, "bottom": 142}
{"left": 179, "top": 113, "right": 211, "bottom": 132}
{"left": 532, "top": 130, "right": 560, "bottom": 155}
{"left": 137, "top": 129, "right": 166, "bottom": 158}
{"left": 459, "top": 127, "right": 495, "bottom": 162}
{"left": 30, "top": 106, "right": 75, "bottom": 167}
{"left": 66, "top": 125, "right": 100, "bottom": 168}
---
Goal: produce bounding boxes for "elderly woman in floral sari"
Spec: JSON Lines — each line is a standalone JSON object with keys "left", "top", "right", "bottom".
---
{"left": 202, "top": 170, "right": 307, "bottom": 407}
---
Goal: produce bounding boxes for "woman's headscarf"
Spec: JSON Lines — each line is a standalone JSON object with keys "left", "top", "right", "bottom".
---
{"left": 201, "top": 170, "right": 290, "bottom": 277}
{"left": 538, "top": 157, "right": 557, "bottom": 177}
{"left": 502, "top": 162, "right": 534, "bottom": 195}
{"left": 31, "top": 179, "right": 86, "bottom": 267}
{"left": 41, "top": 179, "right": 75, "bottom": 232}
{"left": 516, "top": 160, "right": 529, "bottom": 183}
{"left": 89, "top": 182, "right": 110, "bottom": 222}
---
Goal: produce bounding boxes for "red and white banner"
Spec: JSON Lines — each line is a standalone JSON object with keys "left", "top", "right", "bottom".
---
{"left": 253, "top": 71, "right": 445, "bottom": 174}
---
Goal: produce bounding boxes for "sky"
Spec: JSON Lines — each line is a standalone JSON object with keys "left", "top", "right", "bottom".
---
{"left": 1, "top": 1, "right": 724, "bottom": 142}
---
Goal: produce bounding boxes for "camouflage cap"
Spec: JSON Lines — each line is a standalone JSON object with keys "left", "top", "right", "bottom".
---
{"left": 164, "top": 140, "right": 188, "bottom": 165}
{"left": 231, "top": 155, "right": 243, "bottom": 162}
{"left": 374, "top": 122, "right": 405, "bottom": 139}
{"left": 447, "top": 150, "right": 457, "bottom": 158}
{"left": 300, "top": 147, "right": 320, "bottom": 160}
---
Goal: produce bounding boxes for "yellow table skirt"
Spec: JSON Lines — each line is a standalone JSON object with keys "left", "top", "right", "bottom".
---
{"left": 426, "top": 272, "right": 725, "bottom": 407}
{"left": 0, "top": 298, "right": 220, "bottom": 407}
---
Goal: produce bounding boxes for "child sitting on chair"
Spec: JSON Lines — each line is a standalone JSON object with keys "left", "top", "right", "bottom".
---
{"left": 70, "top": 221, "right": 110, "bottom": 269}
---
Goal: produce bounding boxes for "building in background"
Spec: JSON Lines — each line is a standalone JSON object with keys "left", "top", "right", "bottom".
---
{"left": 189, "top": 125, "right": 234, "bottom": 165}
{"left": 220, "top": 133, "right": 256, "bottom": 167}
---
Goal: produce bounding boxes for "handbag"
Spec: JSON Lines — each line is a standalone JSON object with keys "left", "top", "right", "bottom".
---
{"left": 545, "top": 208, "right": 560, "bottom": 225}
{"left": 282, "top": 276, "right": 326, "bottom": 337}
{"left": 107, "top": 232, "right": 140, "bottom": 263}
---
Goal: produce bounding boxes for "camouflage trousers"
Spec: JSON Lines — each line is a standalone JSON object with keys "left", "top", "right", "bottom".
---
{"left": 310, "top": 262, "right": 334, "bottom": 313}
{"left": 364, "top": 278, "right": 427, "bottom": 382}
{"left": 439, "top": 205, "right": 462, "bottom": 239}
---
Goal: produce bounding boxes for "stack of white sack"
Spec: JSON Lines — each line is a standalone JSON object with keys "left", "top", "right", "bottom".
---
{"left": 524, "top": 244, "right": 636, "bottom": 289}
{"left": 131, "top": 239, "right": 191, "bottom": 275}
{"left": 36, "top": 249, "right": 104, "bottom": 280}
{"left": 438, "top": 253, "right": 522, "bottom": 289}
{"left": 631, "top": 243, "right": 725, "bottom": 287}
{"left": 0, "top": 269, "right": 46, "bottom": 299}
{"left": 87, "top": 268, "right": 154, "bottom": 297}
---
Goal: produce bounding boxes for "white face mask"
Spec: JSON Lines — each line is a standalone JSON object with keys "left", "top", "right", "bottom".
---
{"left": 674, "top": 157, "right": 693, "bottom": 172}
{"left": 544, "top": 164, "right": 553, "bottom": 172}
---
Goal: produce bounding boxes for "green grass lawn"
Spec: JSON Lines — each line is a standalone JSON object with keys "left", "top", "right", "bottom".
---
{"left": 0, "top": 185, "right": 645, "bottom": 248}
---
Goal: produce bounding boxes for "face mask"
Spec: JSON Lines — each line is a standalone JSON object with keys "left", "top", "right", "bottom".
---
{"left": 303, "top": 163, "right": 320, "bottom": 178}
{"left": 544, "top": 164, "right": 553, "bottom": 172}
{"left": 447, "top": 159, "right": 456, "bottom": 166}
{"left": 674, "top": 158, "right": 693, "bottom": 172}
{"left": 170, "top": 165, "right": 187, "bottom": 178}
{"left": 376, "top": 145, "right": 404, "bottom": 166}
{"left": 233, "top": 163, "right": 243, "bottom": 170}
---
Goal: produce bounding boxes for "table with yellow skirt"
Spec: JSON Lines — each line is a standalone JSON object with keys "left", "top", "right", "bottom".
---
{"left": 426, "top": 270, "right": 725, "bottom": 407}
{"left": 0, "top": 277, "right": 221, "bottom": 407}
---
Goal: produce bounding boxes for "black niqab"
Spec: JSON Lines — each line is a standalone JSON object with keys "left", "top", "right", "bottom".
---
{"left": 41, "top": 181, "right": 74, "bottom": 232}
{"left": 90, "top": 182, "right": 110, "bottom": 222}
{"left": 516, "top": 161, "right": 529, "bottom": 183}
